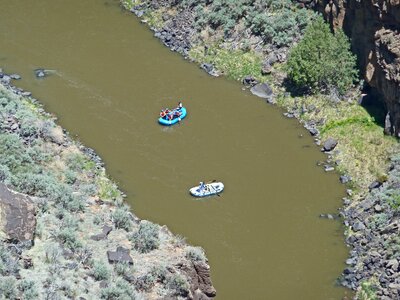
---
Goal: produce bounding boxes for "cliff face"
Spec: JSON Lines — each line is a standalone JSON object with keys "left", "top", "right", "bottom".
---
{"left": 305, "top": 0, "right": 400, "bottom": 136}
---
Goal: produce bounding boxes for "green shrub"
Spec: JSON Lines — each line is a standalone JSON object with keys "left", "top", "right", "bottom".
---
{"left": 0, "top": 245, "right": 19, "bottom": 276}
{"left": 100, "top": 279, "right": 142, "bottom": 300}
{"left": 131, "top": 221, "right": 160, "bottom": 253}
{"left": 0, "top": 276, "right": 17, "bottom": 299}
{"left": 150, "top": 265, "right": 167, "bottom": 283}
{"left": 114, "top": 262, "right": 133, "bottom": 277}
{"left": 92, "top": 260, "right": 110, "bottom": 281}
{"left": 286, "top": 16, "right": 357, "bottom": 95}
{"left": 185, "top": 246, "right": 206, "bottom": 262}
{"left": 134, "top": 273, "right": 156, "bottom": 291}
{"left": 112, "top": 206, "right": 133, "bottom": 231}
{"left": 166, "top": 274, "right": 190, "bottom": 297}
{"left": 45, "top": 244, "right": 61, "bottom": 265}
{"left": 57, "top": 227, "right": 82, "bottom": 251}
{"left": 18, "top": 279, "right": 39, "bottom": 300}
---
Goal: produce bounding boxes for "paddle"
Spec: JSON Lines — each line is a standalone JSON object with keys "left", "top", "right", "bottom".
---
{"left": 206, "top": 180, "right": 220, "bottom": 197}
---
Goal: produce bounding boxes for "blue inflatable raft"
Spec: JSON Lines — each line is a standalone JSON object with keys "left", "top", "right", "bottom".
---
{"left": 158, "top": 107, "right": 187, "bottom": 126}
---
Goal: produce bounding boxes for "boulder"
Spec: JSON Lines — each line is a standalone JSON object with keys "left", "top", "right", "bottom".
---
{"left": 323, "top": 138, "right": 338, "bottom": 152}
{"left": 242, "top": 75, "right": 258, "bottom": 87}
{"left": 200, "top": 63, "right": 219, "bottom": 77}
{"left": 250, "top": 83, "right": 274, "bottom": 103}
{"left": 368, "top": 181, "right": 382, "bottom": 191}
{"left": 261, "top": 62, "right": 272, "bottom": 75}
{"left": 308, "top": 127, "right": 319, "bottom": 136}
{"left": 352, "top": 221, "right": 366, "bottom": 232}
{"left": 107, "top": 246, "right": 133, "bottom": 265}
{"left": 340, "top": 175, "right": 351, "bottom": 184}
{"left": 0, "top": 183, "right": 36, "bottom": 243}
{"left": 90, "top": 225, "right": 113, "bottom": 241}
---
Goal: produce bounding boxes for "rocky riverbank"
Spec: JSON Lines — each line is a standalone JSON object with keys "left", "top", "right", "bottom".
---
{"left": 0, "top": 70, "right": 216, "bottom": 299}
{"left": 121, "top": 0, "right": 400, "bottom": 298}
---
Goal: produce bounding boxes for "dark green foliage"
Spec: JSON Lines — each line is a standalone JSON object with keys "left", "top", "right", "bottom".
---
{"left": 286, "top": 16, "right": 358, "bottom": 95}
{"left": 131, "top": 221, "right": 160, "bottom": 253}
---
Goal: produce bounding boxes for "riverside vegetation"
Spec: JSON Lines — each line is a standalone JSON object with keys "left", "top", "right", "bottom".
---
{"left": 0, "top": 78, "right": 216, "bottom": 299}
{"left": 122, "top": 0, "right": 400, "bottom": 298}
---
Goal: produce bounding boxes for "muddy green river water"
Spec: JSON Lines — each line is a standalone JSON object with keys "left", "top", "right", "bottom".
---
{"left": 0, "top": 1, "right": 350, "bottom": 299}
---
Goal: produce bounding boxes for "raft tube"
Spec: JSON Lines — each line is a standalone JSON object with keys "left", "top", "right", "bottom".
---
{"left": 158, "top": 107, "right": 187, "bottom": 126}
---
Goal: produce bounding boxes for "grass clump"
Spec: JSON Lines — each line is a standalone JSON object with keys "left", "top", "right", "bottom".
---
{"left": 131, "top": 221, "right": 160, "bottom": 253}
{"left": 0, "top": 245, "right": 19, "bottom": 276}
{"left": 18, "top": 280, "right": 39, "bottom": 300}
{"left": 185, "top": 246, "right": 206, "bottom": 263}
{"left": 189, "top": 45, "right": 265, "bottom": 81}
{"left": 358, "top": 279, "right": 378, "bottom": 300}
{"left": 101, "top": 279, "right": 142, "bottom": 300}
{"left": 276, "top": 93, "right": 397, "bottom": 192}
{"left": 111, "top": 206, "right": 133, "bottom": 231}
{"left": 0, "top": 276, "right": 17, "bottom": 299}
{"left": 56, "top": 227, "right": 82, "bottom": 251}
{"left": 166, "top": 274, "right": 190, "bottom": 297}
{"left": 92, "top": 260, "right": 111, "bottom": 281}
{"left": 97, "top": 177, "right": 121, "bottom": 201}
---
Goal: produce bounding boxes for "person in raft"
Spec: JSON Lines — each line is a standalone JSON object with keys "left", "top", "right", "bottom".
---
{"left": 177, "top": 101, "right": 183, "bottom": 110}
{"left": 198, "top": 181, "right": 205, "bottom": 191}
{"left": 160, "top": 108, "right": 171, "bottom": 119}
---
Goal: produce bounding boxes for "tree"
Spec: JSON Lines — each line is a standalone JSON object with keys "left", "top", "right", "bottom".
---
{"left": 286, "top": 16, "right": 357, "bottom": 95}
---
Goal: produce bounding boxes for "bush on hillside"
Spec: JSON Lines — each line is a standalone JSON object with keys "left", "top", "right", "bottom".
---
{"left": 180, "top": 0, "right": 315, "bottom": 46}
{"left": 286, "top": 16, "right": 358, "bottom": 95}
{"left": 131, "top": 221, "right": 160, "bottom": 253}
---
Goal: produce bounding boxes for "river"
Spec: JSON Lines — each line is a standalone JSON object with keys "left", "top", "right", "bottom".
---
{"left": 0, "top": 1, "right": 349, "bottom": 299}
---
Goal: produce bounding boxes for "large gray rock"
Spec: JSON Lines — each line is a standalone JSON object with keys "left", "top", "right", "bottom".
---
{"left": 0, "top": 183, "right": 36, "bottom": 243}
{"left": 107, "top": 246, "right": 133, "bottom": 265}
{"left": 323, "top": 138, "right": 338, "bottom": 152}
{"left": 250, "top": 83, "right": 274, "bottom": 103}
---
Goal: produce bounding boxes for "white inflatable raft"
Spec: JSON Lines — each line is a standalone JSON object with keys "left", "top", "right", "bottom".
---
{"left": 189, "top": 182, "right": 224, "bottom": 197}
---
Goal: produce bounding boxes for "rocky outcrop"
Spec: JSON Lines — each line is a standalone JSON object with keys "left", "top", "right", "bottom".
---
{"left": 339, "top": 155, "right": 400, "bottom": 298}
{"left": 304, "top": 0, "right": 400, "bottom": 136}
{"left": 178, "top": 260, "right": 216, "bottom": 299}
{"left": 0, "top": 182, "right": 36, "bottom": 244}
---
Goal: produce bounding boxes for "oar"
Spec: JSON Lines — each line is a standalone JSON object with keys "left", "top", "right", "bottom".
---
{"left": 207, "top": 180, "right": 220, "bottom": 197}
